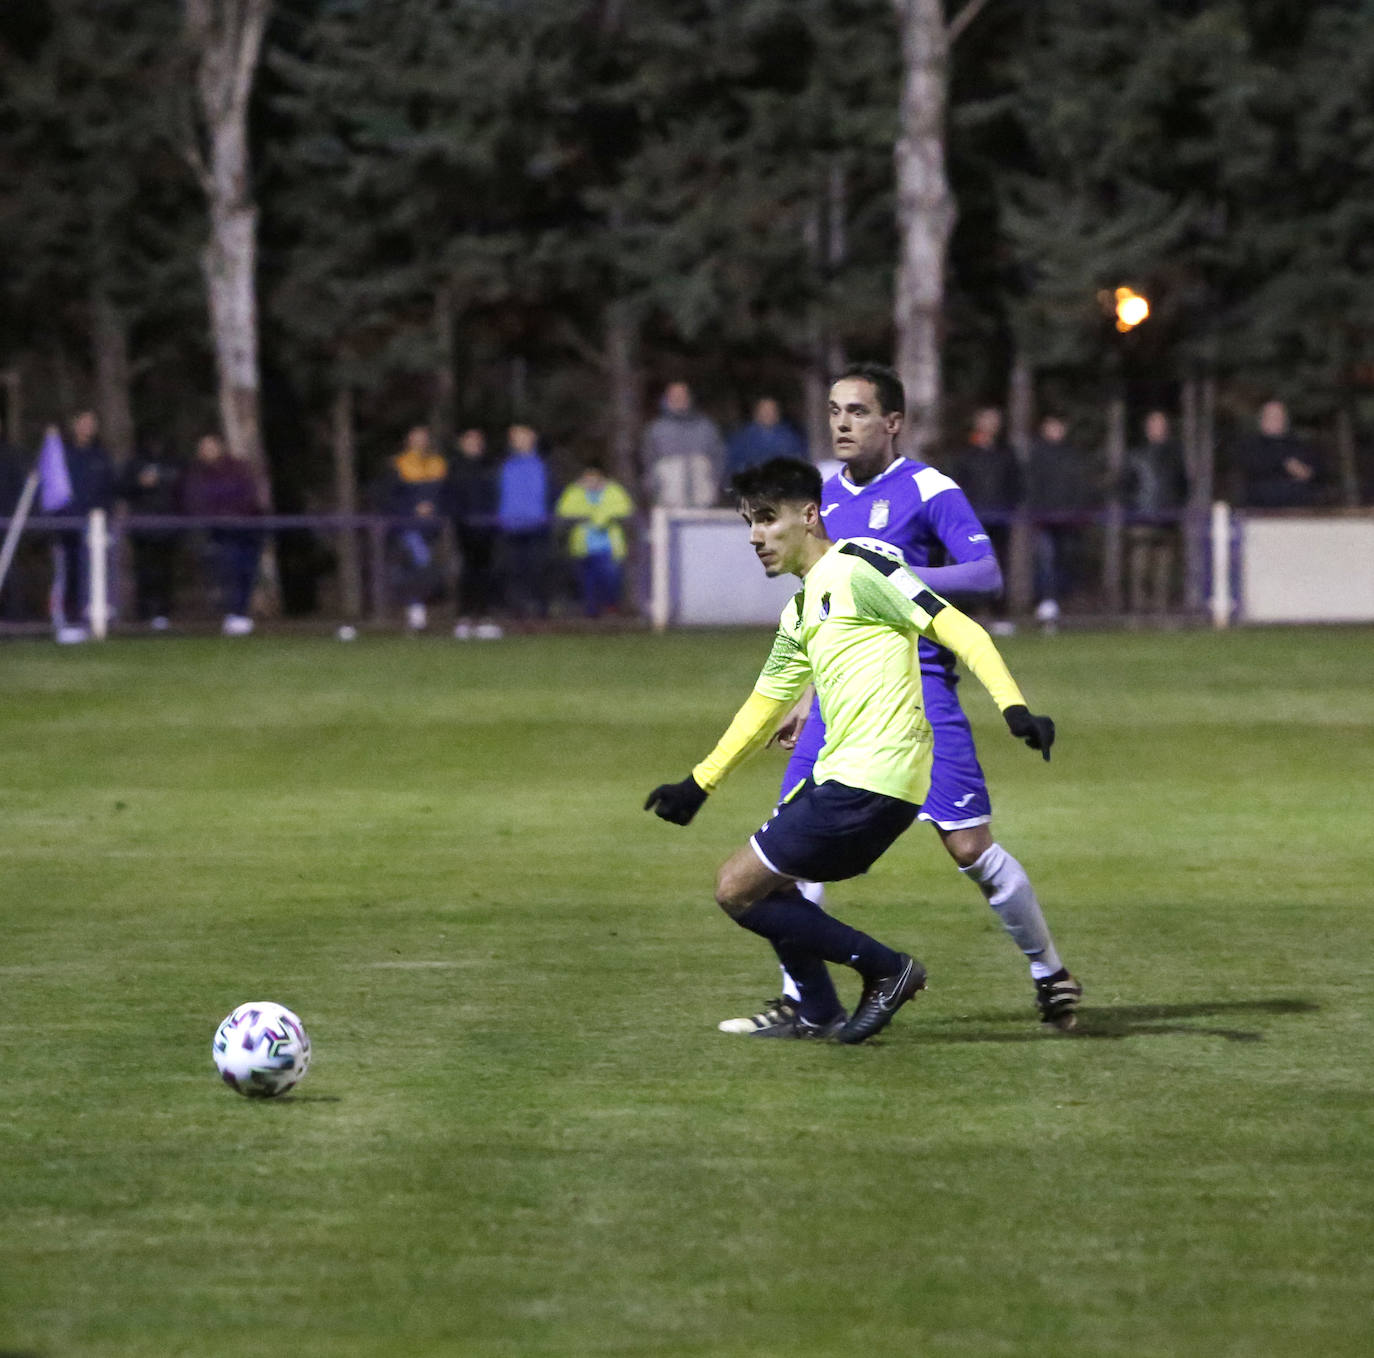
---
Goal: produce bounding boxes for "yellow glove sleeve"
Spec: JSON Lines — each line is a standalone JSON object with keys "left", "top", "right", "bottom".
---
{"left": 927, "top": 606, "right": 1027, "bottom": 713}
{"left": 691, "top": 689, "right": 797, "bottom": 793}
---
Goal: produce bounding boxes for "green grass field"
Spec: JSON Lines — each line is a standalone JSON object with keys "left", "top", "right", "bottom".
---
{"left": 2, "top": 626, "right": 1371, "bottom": 1357}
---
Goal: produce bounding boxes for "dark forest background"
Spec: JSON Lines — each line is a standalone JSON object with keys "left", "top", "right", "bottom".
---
{"left": 2, "top": 0, "right": 1371, "bottom": 507}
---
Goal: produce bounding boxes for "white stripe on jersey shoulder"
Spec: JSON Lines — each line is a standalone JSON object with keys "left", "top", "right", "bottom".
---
{"left": 836, "top": 536, "right": 926, "bottom": 602}
{"left": 912, "top": 465, "right": 959, "bottom": 501}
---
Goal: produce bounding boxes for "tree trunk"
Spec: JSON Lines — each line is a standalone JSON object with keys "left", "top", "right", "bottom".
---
{"left": 604, "top": 298, "right": 639, "bottom": 494}
{"left": 804, "top": 161, "right": 848, "bottom": 460}
{"left": 1101, "top": 388, "right": 1126, "bottom": 613}
{"left": 1181, "top": 369, "right": 1216, "bottom": 613}
{"left": 332, "top": 385, "right": 362, "bottom": 619}
{"left": 91, "top": 282, "right": 135, "bottom": 465}
{"left": 892, "top": 0, "right": 955, "bottom": 454}
{"left": 1334, "top": 405, "right": 1360, "bottom": 507}
{"left": 431, "top": 283, "right": 456, "bottom": 446}
{"left": 186, "top": 0, "right": 271, "bottom": 496}
{"left": 1005, "top": 345, "right": 1034, "bottom": 614}
{"left": 0, "top": 369, "right": 20, "bottom": 448}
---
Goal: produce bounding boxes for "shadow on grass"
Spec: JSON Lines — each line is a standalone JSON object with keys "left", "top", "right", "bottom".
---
{"left": 911, "top": 997, "right": 1320, "bottom": 1044}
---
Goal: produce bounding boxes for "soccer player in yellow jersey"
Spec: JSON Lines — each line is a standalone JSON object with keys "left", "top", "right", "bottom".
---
{"left": 645, "top": 457, "right": 1055, "bottom": 1044}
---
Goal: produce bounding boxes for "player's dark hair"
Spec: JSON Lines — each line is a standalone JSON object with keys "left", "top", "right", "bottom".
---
{"left": 838, "top": 362, "right": 905, "bottom": 417}
{"left": 729, "top": 457, "right": 822, "bottom": 508}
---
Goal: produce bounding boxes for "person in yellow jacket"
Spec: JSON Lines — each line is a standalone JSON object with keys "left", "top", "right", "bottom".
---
{"left": 555, "top": 464, "right": 634, "bottom": 617}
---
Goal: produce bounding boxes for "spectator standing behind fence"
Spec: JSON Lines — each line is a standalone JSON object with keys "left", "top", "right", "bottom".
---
{"left": 381, "top": 425, "right": 449, "bottom": 633}
{"left": 1230, "top": 399, "right": 1320, "bottom": 508}
{"left": 942, "top": 406, "right": 1021, "bottom": 631}
{"left": 117, "top": 435, "right": 182, "bottom": 630}
{"left": 181, "top": 434, "right": 261, "bottom": 636}
{"left": 38, "top": 410, "right": 114, "bottom": 644}
{"left": 642, "top": 381, "right": 725, "bottom": 508}
{"left": 450, "top": 427, "right": 502, "bottom": 640}
{"left": 556, "top": 463, "right": 634, "bottom": 618}
{"left": 1024, "top": 414, "right": 1102, "bottom": 631}
{"left": 724, "top": 397, "right": 806, "bottom": 480}
{"left": 497, "top": 423, "right": 553, "bottom": 620}
{"left": 943, "top": 407, "right": 1021, "bottom": 523}
{"left": 1121, "top": 410, "right": 1188, "bottom": 615}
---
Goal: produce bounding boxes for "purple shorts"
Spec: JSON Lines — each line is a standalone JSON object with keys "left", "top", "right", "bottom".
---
{"left": 781, "top": 671, "right": 992, "bottom": 830}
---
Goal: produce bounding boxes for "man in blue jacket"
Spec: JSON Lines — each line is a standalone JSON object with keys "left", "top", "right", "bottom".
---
{"left": 497, "top": 424, "right": 554, "bottom": 619}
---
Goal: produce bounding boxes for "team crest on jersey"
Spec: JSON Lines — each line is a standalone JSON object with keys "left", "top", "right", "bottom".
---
{"left": 868, "top": 499, "right": 890, "bottom": 530}
{"left": 818, "top": 591, "right": 831, "bottom": 621}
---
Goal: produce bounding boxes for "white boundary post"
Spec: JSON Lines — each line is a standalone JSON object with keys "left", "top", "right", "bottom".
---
{"left": 1209, "top": 500, "right": 1232, "bottom": 629}
{"left": 88, "top": 509, "right": 109, "bottom": 639}
{"left": 650, "top": 505, "right": 670, "bottom": 632}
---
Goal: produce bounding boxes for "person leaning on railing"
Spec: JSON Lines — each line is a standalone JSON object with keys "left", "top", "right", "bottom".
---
{"left": 181, "top": 434, "right": 262, "bottom": 637}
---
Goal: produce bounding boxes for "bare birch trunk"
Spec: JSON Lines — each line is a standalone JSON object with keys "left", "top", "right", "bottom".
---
{"left": 185, "top": 0, "right": 271, "bottom": 497}
{"left": 91, "top": 282, "right": 135, "bottom": 464}
{"left": 892, "top": 0, "right": 955, "bottom": 454}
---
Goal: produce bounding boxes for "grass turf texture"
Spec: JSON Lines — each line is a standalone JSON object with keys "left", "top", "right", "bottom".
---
{"left": 1, "top": 627, "right": 1371, "bottom": 1357}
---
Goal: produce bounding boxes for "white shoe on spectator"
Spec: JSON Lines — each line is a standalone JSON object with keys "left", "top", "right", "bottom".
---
{"left": 989, "top": 620, "right": 1017, "bottom": 637}
{"left": 150, "top": 616, "right": 170, "bottom": 631}
{"left": 56, "top": 626, "right": 90, "bottom": 645}
{"left": 474, "top": 622, "right": 504, "bottom": 640}
{"left": 222, "top": 614, "right": 254, "bottom": 636}
{"left": 1034, "top": 598, "right": 1060, "bottom": 623}
{"left": 406, "top": 603, "right": 428, "bottom": 632}
{"left": 453, "top": 619, "right": 473, "bottom": 640}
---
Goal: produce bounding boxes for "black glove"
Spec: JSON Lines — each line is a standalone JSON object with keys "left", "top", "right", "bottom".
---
{"left": 1003, "top": 705, "right": 1055, "bottom": 762}
{"left": 644, "top": 775, "right": 709, "bottom": 825}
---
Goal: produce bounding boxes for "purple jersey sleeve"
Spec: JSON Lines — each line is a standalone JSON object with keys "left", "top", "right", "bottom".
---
{"left": 916, "top": 554, "right": 1003, "bottom": 598}
{"left": 921, "top": 470, "right": 998, "bottom": 564}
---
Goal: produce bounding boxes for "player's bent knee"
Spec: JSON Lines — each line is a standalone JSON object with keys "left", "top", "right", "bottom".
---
{"left": 713, "top": 866, "right": 755, "bottom": 918}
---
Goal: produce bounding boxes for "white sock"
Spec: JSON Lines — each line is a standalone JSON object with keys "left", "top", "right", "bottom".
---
{"left": 961, "top": 843, "right": 1063, "bottom": 979}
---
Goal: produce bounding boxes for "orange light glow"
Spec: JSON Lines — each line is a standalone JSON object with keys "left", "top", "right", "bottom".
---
{"left": 1114, "top": 287, "right": 1150, "bottom": 332}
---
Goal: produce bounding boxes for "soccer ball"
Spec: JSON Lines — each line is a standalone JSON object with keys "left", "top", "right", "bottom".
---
{"left": 212, "top": 1001, "right": 311, "bottom": 1098}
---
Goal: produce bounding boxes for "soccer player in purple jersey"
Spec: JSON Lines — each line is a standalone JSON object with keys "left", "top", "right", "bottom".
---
{"left": 721, "top": 363, "right": 1082, "bottom": 1035}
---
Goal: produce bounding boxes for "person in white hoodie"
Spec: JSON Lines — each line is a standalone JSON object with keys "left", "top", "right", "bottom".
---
{"left": 640, "top": 381, "right": 725, "bottom": 509}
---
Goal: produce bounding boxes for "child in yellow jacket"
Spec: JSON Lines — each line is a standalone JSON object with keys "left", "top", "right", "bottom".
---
{"left": 555, "top": 464, "right": 634, "bottom": 616}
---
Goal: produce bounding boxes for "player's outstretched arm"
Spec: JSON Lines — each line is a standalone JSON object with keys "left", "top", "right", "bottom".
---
{"left": 925, "top": 605, "right": 1055, "bottom": 761}
{"left": 645, "top": 689, "right": 797, "bottom": 826}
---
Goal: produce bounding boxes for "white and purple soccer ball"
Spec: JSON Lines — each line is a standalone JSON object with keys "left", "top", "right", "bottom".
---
{"left": 212, "top": 1001, "right": 311, "bottom": 1098}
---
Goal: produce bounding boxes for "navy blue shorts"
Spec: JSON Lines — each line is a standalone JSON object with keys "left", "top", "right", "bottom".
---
{"left": 751, "top": 778, "right": 919, "bottom": 883}
{"left": 781, "top": 671, "right": 992, "bottom": 831}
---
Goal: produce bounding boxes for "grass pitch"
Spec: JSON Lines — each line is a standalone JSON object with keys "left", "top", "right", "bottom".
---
{"left": 1, "top": 625, "right": 1371, "bottom": 1357}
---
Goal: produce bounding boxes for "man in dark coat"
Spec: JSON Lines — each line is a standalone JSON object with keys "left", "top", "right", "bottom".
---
{"left": 117, "top": 435, "right": 183, "bottom": 627}
{"left": 1229, "top": 399, "right": 1320, "bottom": 508}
